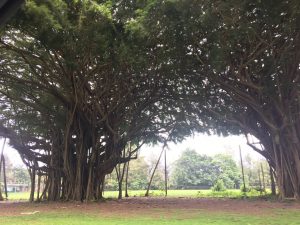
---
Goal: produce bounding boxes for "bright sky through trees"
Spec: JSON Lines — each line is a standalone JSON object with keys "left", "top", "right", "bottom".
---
{"left": 2, "top": 134, "right": 263, "bottom": 168}
{"left": 141, "top": 134, "right": 263, "bottom": 166}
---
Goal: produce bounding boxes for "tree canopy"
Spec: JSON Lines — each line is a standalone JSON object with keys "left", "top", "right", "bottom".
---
{"left": 0, "top": 0, "right": 200, "bottom": 201}
{"left": 140, "top": 0, "right": 300, "bottom": 199}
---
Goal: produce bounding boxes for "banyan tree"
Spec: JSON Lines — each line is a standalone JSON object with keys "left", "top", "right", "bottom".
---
{"left": 1, "top": 0, "right": 300, "bottom": 201}
{"left": 142, "top": 0, "right": 300, "bottom": 199}
{"left": 0, "top": 0, "right": 199, "bottom": 201}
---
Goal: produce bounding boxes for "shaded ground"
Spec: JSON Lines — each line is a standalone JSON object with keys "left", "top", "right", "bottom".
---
{"left": 1, "top": 197, "right": 300, "bottom": 218}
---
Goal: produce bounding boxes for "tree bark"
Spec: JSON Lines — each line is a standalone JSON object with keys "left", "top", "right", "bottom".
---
{"left": 36, "top": 173, "right": 41, "bottom": 202}
{"left": 269, "top": 166, "right": 276, "bottom": 196}
{"left": 125, "top": 161, "right": 129, "bottom": 198}
{"left": 0, "top": 138, "right": 6, "bottom": 201}
{"left": 164, "top": 148, "right": 168, "bottom": 197}
{"left": 3, "top": 156, "right": 7, "bottom": 199}
{"left": 29, "top": 167, "right": 36, "bottom": 202}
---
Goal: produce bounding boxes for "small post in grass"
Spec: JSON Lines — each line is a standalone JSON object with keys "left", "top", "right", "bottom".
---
{"left": 0, "top": 138, "right": 7, "bottom": 200}
{"left": 164, "top": 147, "right": 167, "bottom": 197}
{"left": 239, "top": 145, "right": 246, "bottom": 193}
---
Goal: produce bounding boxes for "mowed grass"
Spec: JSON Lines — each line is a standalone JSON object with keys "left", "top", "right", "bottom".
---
{"left": 104, "top": 189, "right": 269, "bottom": 198}
{"left": 2, "top": 190, "right": 300, "bottom": 225}
{"left": 1, "top": 208, "right": 300, "bottom": 225}
{"left": 6, "top": 189, "right": 269, "bottom": 201}
{"left": 5, "top": 192, "right": 31, "bottom": 201}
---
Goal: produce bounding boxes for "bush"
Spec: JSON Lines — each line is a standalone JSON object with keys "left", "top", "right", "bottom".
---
{"left": 212, "top": 179, "right": 226, "bottom": 192}
{"left": 254, "top": 186, "right": 266, "bottom": 193}
{"left": 240, "top": 186, "right": 251, "bottom": 193}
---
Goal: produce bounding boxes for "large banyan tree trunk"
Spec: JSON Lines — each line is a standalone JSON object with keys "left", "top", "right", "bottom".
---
{"left": 273, "top": 131, "right": 300, "bottom": 199}
{"left": 201, "top": 1, "right": 300, "bottom": 200}
{"left": 0, "top": 0, "right": 191, "bottom": 201}
{"left": 0, "top": 86, "right": 146, "bottom": 202}
{"left": 240, "top": 107, "right": 300, "bottom": 199}
{"left": 43, "top": 115, "right": 135, "bottom": 201}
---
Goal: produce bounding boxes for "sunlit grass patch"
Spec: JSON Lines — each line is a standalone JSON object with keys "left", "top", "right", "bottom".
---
{"left": 6, "top": 189, "right": 271, "bottom": 201}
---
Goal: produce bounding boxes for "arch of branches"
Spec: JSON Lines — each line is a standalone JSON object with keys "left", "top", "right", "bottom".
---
{"left": 0, "top": 0, "right": 299, "bottom": 201}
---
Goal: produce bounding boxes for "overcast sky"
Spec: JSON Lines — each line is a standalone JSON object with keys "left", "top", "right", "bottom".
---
{"left": 140, "top": 133, "right": 264, "bottom": 167}
{"left": 0, "top": 133, "right": 264, "bottom": 167}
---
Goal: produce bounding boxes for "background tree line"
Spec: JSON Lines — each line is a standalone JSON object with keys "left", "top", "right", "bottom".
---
{"left": 0, "top": 148, "right": 274, "bottom": 196}
{"left": 102, "top": 148, "right": 273, "bottom": 193}
{"left": 0, "top": 154, "right": 30, "bottom": 200}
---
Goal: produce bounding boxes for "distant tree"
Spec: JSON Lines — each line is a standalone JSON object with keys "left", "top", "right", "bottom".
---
{"left": 171, "top": 149, "right": 240, "bottom": 189}
{"left": 11, "top": 166, "right": 31, "bottom": 184}
{"left": 212, "top": 154, "right": 241, "bottom": 189}
{"left": 104, "top": 171, "right": 118, "bottom": 191}
{"left": 171, "top": 149, "right": 217, "bottom": 188}
{"left": 0, "top": 155, "right": 30, "bottom": 185}
{"left": 127, "top": 157, "right": 148, "bottom": 190}
{"left": 241, "top": 154, "right": 271, "bottom": 191}
{"left": 104, "top": 156, "right": 154, "bottom": 191}
{"left": 145, "top": 153, "right": 165, "bottom": 191}
{"left": 2, "top": 155, "right": 13, "bottom": 183}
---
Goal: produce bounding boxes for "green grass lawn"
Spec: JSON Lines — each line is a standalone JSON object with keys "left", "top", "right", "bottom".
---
{"left": 1, "top": 208, "right": 300, "bottom": 225}
{"left": 2, "top": 190, "right": 299, "bottom": 225}
{"left": 5, "top": 191, "right": 31, "bottom": 201}
{"left": 6, "top": 189, "right": 270, "bottom": 201}
{"left": 104, "top": 189, "right": 269, "bottom": 198}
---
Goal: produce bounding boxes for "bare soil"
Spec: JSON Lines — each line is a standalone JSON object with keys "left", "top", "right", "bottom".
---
{"left": 1, "top": 197, "right": 300, "bottom": 218}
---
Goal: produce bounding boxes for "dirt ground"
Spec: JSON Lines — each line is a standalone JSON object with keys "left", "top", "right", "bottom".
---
{"left": 1, "top": 197, "right": 300, "bottom": 218}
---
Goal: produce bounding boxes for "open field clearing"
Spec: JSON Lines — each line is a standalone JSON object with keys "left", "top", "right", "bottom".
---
{"left": 6, "top": 189, "right": 271, "bottom": 201}
{"left": 1, "top": 198, "right": 300, "bottom": 225}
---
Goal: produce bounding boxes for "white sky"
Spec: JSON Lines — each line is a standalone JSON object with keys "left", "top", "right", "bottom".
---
{"left": 1, "top": 133, "right": 264, "bottom": 167}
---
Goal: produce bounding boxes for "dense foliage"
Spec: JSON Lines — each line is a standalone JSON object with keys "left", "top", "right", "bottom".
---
{"left": 141, "top": 0, "right": 300, "bottom": 199}
{"left": 171, "top": 149, "right": 240, "bottom": 189}
{"left": 0, "top": 0, "right": 199, "bottom": 201}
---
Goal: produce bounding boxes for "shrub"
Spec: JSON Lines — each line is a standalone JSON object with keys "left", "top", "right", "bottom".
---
{"left": 240, "top": 186, "right": 251, "bottom": 193}
{"left": 212, "top": 179, "right": 226, "bottom": 192}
